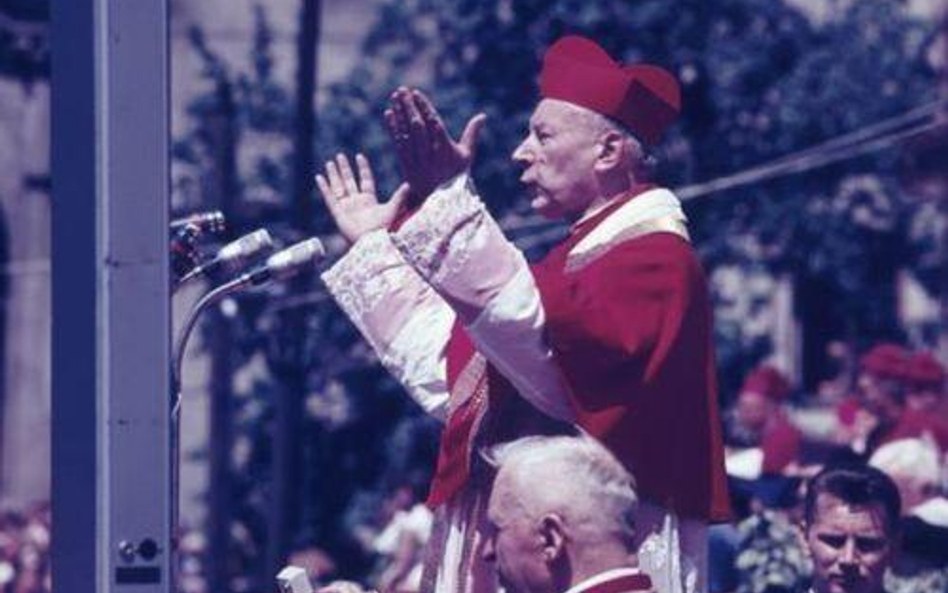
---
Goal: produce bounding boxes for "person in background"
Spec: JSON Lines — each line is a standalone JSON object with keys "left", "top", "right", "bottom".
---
{"left": 868, "top": 437, "right": 948, "bottom": 593}
{"left": 839, "top": 343, "right": 948, "bottom": 456}
{"left": 726, "top": 365, "right": 802, "bottom": 477}
{"left": 903, "top": 352, "right": 945, "bottom": 415}
{"left": 803, "top": 463, "right": 900, "bottom": 593}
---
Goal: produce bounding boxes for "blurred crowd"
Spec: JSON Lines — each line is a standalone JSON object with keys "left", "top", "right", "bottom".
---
{"left": 268, "top": 340, "right": 948, "bottom": 593}
{"left": 21, "top": 341, "right": 946, "bottom": 593}
{"left": 714, "top": 341, "right": 948, "bottom": 593}
{"left": 0, "top": 503, "right": 50, "bottom": 593}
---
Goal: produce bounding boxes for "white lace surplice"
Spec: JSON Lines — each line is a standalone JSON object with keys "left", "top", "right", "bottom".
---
{"left": 321, "top": 174, "right": 707, "bottom": 593}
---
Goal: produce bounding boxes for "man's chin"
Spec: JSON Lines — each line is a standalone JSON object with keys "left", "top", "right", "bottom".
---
{"left": 530, "top": 195, "right": 560, "bottom": 219}
{"left": 823, "top": 574, "right": 868, "bottom": 593}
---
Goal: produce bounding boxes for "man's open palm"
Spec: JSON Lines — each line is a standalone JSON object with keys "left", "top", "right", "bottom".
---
{"left": 316, "top": 153, "right": 409, "bottom": 245}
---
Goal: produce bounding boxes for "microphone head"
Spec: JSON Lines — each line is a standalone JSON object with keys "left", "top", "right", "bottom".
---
{"left": 265, "top": 238, "right": 326, "bottom": 281}
{"left": 170, "top": 211, "right": 226, "bottom": 234}
{"left": 217, "top": 229, "right": 274, "bottom": 273}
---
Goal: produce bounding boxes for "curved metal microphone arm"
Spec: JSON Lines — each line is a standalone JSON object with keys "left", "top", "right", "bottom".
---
{"left": 171, "top": 275, "right": 246, "bottom": 408}
{"left": 174, "top": 267, "right": 204, "bottom": 293}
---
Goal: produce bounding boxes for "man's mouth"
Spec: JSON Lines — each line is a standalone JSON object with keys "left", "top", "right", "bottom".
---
{"left": 530, "top": 194, "right": 550, "bottom": 211}
{"left": 521, "top": 182, "right": 549, "bottom": 211}
{"left": 828, "top": 573, "right": 862, "bottom": 590}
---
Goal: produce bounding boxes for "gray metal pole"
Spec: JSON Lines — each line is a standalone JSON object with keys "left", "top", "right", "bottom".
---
{"left": 52, "top": 0, "right": 172, "bottom": 591}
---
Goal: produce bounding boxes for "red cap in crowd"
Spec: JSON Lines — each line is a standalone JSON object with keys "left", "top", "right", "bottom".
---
{"left": 905, "top": 352, "right": 945, "bottom": 389}
{"left": 741, "top": 365, "right": 792, "bottom": 401}
{"left": 539, "top": 35, "right": 681, "bottom": 145}
{"left": 859, "top": 343, "right": 909, "bottom": 381}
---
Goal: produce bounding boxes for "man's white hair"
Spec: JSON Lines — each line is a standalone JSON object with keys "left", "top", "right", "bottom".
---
{"left": 486, "top": 434, "right": 638, "bottom": 545}
{"left": 575, "top": 107, "right": 656, "bottom": 179}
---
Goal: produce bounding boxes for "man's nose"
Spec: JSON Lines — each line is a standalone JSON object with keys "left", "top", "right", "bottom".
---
{"left": 839, "top": 539, "right": 859, "bottom": 566}
{"left": 511, "top": 139, "right": 532, "bottom": 164}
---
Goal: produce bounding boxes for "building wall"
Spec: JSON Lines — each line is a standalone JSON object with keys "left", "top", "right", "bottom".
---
{"left": 0, "top": 78, "right": 50, "bottom": 506}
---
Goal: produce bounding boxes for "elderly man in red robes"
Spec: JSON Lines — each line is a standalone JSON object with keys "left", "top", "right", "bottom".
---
{"left": 725, "top": 365, "right": 802, "bottom": 477}
{"left": 317, "top": 36, "right": 728, "bottom": 593}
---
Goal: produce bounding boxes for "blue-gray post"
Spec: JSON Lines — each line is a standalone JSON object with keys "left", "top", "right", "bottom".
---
{"left": 52, "top": 1, "right": 171, "bottom": 591}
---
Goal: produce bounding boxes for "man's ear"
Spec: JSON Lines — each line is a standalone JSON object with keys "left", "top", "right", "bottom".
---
{"left": 593, "top": 130, "right": 626, "bottom": 173}
{"left": 538, "top": 513, "right": 568, "bottom": 562}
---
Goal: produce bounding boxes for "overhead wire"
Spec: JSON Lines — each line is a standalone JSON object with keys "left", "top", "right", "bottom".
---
{"left": 677, "top": 118, "right": 943, "bottom": 200}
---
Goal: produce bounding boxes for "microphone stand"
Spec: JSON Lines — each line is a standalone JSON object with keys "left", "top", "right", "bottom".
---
{"left": 169, "top": 275, "right": 246, "bottom": 591}
{"left": 169, "top": 237, "right": 323, "bottom": 591}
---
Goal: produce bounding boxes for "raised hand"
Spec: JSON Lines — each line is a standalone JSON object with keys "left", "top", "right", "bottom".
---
{"left": 316, "top": 153, "right": 410, "bottom": 245}
{"left": 384, "top": 87, "right": 486, "bottom": 200}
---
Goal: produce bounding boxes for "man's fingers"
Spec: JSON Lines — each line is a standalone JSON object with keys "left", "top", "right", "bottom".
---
{"left": 325, "top": 160, "right": 344, "bottom": 197}
{"left": 387, "top": 182, "right": 412, "bottom": 213}
{"left": 403, "top": 90, "right": 426, "bottom": 137}
{"left": 384, "top": 108, "right": 400, "bottom": 140}
{"left": 413, "top": 90, "right": 446, "bottom": 129}
{"left": 336, "top": 153, "right": 359, "bottom": 195}
{"left": 390, "top": 88, "right": 422, "bottom": 176}
{"left": 315, "top": 173, "right": 341, "bottom": 219}
{"left": 459, "top": 112, "right": 488, "bottom": 155}
{"left": 355, "top": 153, "right": 376, "bottom": 196}
{"left": 390, "top": 88, "right": 413, "bottom": 140}
{"left": 412, "top": 89, "right": 449, "bottom": 149}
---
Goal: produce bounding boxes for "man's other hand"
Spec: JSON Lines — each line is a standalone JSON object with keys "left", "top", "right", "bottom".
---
{"left": 385, "top": 87, "right": 486, "bottom": 200}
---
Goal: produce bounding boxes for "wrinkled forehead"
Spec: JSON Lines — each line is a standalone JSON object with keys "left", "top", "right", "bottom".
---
{"left": 530, "top": 98, "right": 598, "bottom": 128}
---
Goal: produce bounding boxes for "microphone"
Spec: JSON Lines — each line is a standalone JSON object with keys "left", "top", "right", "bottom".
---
{"left": 176, "top": 229, "right": 275, "bottom": 288}
{"left": 170, "top": 211, "right": 226, "bottom": 283}
{"left": 172, "top": 237, "right": 325, "bottom": 396}
{"left": 170, "top": 211, "right": 226, "bottom": 234}
{"left": 229, "top": 237, "right": 326, "bottom": 289}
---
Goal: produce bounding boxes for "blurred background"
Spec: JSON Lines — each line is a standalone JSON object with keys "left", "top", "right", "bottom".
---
{"left": 2, "top": 0, "right": 947, "bottom": 591}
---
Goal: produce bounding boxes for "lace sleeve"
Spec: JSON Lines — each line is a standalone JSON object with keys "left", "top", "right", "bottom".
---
{"left": 322, "top": 230, "right": 454, "bottom": 420}
{"left": 391, "top": 175, "right": 574, "bottom": 422}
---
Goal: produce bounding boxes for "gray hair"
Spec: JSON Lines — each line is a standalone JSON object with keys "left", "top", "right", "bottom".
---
{"left": 485, "top": 434, "right": 639, "bottom": 545}
{"left": 577, "top": 108, "right": 658, "bottom": 180}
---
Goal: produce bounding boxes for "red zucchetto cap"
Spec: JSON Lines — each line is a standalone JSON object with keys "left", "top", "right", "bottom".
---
{"left": 906, "top": 352, "right": 945, "bottom": 389}
{"left": 539, "top": 35, "right": 681, "bottom": 146}
{"left": 860, "top": 343, "right": 910, "bottom": 381}
{"left": 741, "top": 365, "right": 792, "bottom": 402}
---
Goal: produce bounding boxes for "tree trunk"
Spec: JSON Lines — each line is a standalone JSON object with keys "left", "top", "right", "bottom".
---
{"left": 207, "top": 78, "right": 238, "bottom": 593}
{"left": 266, "top": 0, "right": 321, "bottom": 579}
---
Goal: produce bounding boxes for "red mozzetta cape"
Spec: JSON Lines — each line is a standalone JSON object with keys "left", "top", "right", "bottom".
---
{"left": 427, "top": 190, "right": 731, "bottom": 523}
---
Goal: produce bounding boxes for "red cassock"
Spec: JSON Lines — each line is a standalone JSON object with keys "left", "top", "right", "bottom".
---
{"left": 427, "top": 190, "right": 731, "bottom": 523}
{"left": 873, "top": 409, "right": 948, "bottom": 453}
{"left": 760, "top": 417, "right": 802, "bottom": 474}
